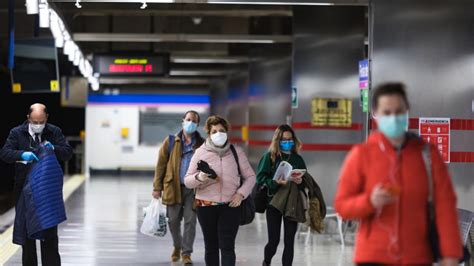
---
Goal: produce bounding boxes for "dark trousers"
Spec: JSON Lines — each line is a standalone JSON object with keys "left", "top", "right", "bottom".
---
{"left": 264, "top": 207, "right": 298, "bottom": 266}
{"left": 22, "top": 226, "right": 60, "bottom": 266}
{"left": 197, "top": 205, "right": 241, "bottom": 266}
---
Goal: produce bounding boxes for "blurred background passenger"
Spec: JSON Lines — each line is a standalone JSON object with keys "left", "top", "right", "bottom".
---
{"left": 335, "top": 83, "right": 462, "bottom": 266}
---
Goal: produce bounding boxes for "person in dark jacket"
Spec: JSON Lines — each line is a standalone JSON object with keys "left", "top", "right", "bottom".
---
{"left": 0, "top": 103, "right": 72, "bottom": 266}
{"left": 256, "top": 124, "right": 307, "bottom": 266}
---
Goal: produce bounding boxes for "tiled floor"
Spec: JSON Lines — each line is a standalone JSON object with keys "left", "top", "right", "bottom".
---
{"left": 5, "top": 176, "right": 354, "bottom": 266}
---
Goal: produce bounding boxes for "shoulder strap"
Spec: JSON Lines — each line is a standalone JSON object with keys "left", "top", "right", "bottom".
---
{"left": 230, "top": 145, "right": 241, "bottom": 177}
{"left": 421, "top": 143, "right": 436, "bottom": 221}
{"left": 421, "top": 143, "right": 433, "bottom": 203}
{"left": 167, "top": 135, "right": 175, "bottom": 159}
{"left": 230, "top": 145, "right": 244, "bottom": 187}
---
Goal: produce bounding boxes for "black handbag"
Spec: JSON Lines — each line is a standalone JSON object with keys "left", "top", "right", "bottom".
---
{"left": 254, "top": 184, "right": 269, "bottom": 214}
{"left": 422, "top": 144, "right": 470, "bottom": 263}
{"left": 230, "top": 145, "right": 255, "bottom": 226}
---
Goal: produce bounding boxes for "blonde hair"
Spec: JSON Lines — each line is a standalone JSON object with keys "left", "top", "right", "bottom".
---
{"left": 269, "top": 124, "right": 302, "bottom": 162}
{"left": 204, "top": 115, "right": 231, "bottom": 135}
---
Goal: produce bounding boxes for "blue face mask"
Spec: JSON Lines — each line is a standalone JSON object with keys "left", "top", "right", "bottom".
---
{"left": 376, "top": 113, "right": 409, "bottom": 139}
{"left": 280, "top": 140, "right": 295, "bottom": 152}
{"left": 183, "top": 121, "right": 198, "bottom": 134}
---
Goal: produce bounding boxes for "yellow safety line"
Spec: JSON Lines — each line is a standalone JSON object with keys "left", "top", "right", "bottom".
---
{"left": 0, "top": 174, "right": 86, "bottom": 265}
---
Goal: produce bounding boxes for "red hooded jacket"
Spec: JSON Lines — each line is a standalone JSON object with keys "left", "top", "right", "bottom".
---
{"left": 335, "top": 132, "right": 462, "bottom": 264}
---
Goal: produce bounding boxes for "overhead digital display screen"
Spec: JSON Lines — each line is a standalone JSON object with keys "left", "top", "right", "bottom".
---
{"left": 94, "top": 54, "right": 169, "bottom": 76}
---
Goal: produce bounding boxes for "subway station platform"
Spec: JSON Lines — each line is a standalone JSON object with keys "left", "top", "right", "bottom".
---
{"left": 3, "top": 176, "right": 353, "bottom": 266}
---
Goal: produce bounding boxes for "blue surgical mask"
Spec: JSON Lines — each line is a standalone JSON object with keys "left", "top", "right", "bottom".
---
{"left": 280, "top": 140, "right": 295, "bottom": 152}
{"left": 183, "top": 121, "right": 198, "bottom": 134}
{"left": 376, "top": 113, "right": 409, "bottom": 139}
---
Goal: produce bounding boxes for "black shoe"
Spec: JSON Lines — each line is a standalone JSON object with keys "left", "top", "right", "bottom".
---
{"left": 262, "top": 261, "right": 270, "bottom": 266}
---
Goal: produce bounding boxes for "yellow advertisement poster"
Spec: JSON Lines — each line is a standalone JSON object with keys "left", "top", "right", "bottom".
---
{"left": 311, "top": 98, "right": 352, "bottom": 127}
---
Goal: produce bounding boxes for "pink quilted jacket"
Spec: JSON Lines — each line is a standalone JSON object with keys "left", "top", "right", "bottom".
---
{"left": 184, "top": 143, "right": 256, "bottom": 203}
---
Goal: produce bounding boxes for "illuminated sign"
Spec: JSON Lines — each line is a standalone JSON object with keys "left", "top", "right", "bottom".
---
{"left": 94, "top": 54, "right": 169, "bottom": 76}
{"left": 311, "top": 98, "right": 352, "bottom": 127}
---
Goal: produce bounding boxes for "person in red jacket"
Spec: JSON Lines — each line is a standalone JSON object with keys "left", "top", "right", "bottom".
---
{"left": 334, "top": 83, "right": 462, "bottom": 266}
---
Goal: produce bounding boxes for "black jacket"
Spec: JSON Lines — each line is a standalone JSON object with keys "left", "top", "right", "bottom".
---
{"left": 0, "top": 121, "right": 73, "bottom": 202}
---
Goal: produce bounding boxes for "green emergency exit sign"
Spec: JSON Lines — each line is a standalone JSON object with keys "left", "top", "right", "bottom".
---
{"left": 361, "top": 89, "right": 369, "bottom": 113}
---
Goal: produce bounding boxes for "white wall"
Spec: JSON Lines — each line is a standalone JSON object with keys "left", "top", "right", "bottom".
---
{"left": 85, "top": 104, "right": 209, "bottom": 176}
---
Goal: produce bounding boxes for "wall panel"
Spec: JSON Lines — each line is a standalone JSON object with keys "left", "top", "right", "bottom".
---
{"left": 372, "top": 0, "right": 474, "bottom": 210}
{"left": 292, "top": 6, "right": 366, "bottom": 203}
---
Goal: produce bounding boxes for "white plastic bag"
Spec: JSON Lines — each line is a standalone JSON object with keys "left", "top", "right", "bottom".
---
{"left": 140, "top": 198, "right": 167, "bottom": 237}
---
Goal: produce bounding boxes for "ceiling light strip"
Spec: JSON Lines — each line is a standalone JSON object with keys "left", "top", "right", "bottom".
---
{"left": 24, "top": 0, "right": 100, "bottom": 90}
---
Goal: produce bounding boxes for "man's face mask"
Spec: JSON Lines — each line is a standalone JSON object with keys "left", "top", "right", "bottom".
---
{"left": 29, "top": 122, "right": 46, "bottom": 134}
{"left": 375, "top": 113, "right": 409, "bottom": 139}
{"left": 183, "top": 120, "right": 198, "bottom": 134}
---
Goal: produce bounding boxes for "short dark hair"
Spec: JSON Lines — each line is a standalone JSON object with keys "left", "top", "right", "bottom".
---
{"left": 183, "top": 110, "right": 200, "bottom": 124}
{"left": 372, "top": 82, "right": 410, "bottom": 110}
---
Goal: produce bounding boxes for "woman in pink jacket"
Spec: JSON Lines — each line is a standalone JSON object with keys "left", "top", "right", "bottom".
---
{"left": 184, "top": 115, "right": 256, "bottom": 266}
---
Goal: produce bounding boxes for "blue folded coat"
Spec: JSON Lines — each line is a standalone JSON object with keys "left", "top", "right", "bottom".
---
{"left": 13, "top": 145, "right": 67, "bottom": 245}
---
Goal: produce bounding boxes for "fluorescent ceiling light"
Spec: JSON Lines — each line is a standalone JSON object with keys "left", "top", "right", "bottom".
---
{"left": 73, "top": 50, "right": 82, "bottom": 66}
{"left": 23, "top": 3, "right": 100, "bottom": 90}
{"left": 207, "top": 1, "right": 333, "bottom": 5}
{"left": 91, "top": 81, "right": 100, "bottom": 91}
{"left": 68, "top": 46, "right": 76, "bottom": 61}
{"left": 63, "top": 40, "right": 74, "bottom": 55}
{"left": 169, "top": 69, "right": 230, "bottom": 76}
{"left": 26, "top": 0, "right": 39, "bottom": 15}
{"left": 50, "top": 12, "right": 65, "bottom": 47}
{"left": 39, "top": 2, "right": 50, "bottom": 28}
{"left": 170, "top": 56, "right": 249, "bottom": 64}
{"left": 99, "top": 77, "right": 210, "bottom": 86}
{"left": 72, "top": 33, "right": 292, "bottom": 44}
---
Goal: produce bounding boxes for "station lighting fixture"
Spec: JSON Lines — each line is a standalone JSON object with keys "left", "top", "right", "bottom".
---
{"left": 38, "top": 0, "right": 50, "bottom": 28}
{"left": 140, "top": 1, "right": 147, "bottom": 9}
{"left": 73, "top": 49, "right": 81, "bottom": 66}
{"left": 49, "top": 10, "right": 64, "bottom": 48}
{"left": 23, "top": 0, "right": 100, "bottom": 90}
{"left": 25, "top": 0, "right": 39, "bottom": 15}
{"left": 78, "top": 58, "right": 85, "bottom": 72}
{"left": 75, "top": 0, "right": 82, "bottom": 8}
{"left": 63, "top": 40, "right": 74, "bottom": 55}
{"left": 67, "top": 43, "right": 77, "bottom": 61}
{"left": 207, "top": 1, "right": 333, "bottom": 5}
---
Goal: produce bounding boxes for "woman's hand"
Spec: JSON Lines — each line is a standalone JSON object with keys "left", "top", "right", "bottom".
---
{"left": 440, "top": 258, "right": 458, "bottom": 266}
{"left": 197, "top": 171, "right": 210, "bottom": 182}
{"left": 291, "top": 175, "right": 302, "bottom": 184}
{"left": 229, "top": 193, "right": 244, "bottom": 208}
{"left": 275, "top": 179, "right": 288, "bottom": 186}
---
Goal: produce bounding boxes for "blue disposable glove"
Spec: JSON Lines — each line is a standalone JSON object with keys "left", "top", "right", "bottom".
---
{"left": 43, "top": 141, "right": 54, "bottom": 150}
{"left": 21, "top": 152, "right": 39, "bottom": 161}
